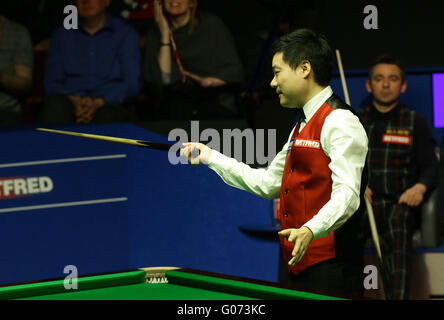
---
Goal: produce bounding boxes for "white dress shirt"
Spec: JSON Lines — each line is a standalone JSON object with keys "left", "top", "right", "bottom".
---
{"left": 207, "top": 86, "right": 368, "bottom": 240}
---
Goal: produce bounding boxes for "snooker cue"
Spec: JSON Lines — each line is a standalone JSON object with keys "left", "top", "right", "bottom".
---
{"left": 335, "top": 49, "right": 387, "bottom": 295}
{"left": 36, "top": 128, "right": 175, "bottom": 152}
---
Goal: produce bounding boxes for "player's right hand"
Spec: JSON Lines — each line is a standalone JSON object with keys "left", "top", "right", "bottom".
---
{"left": 180, "top": 142, "right": 213, "bottom": 165}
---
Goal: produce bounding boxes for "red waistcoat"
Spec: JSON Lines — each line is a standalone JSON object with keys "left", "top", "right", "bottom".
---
{"left": 279, "top": 102, "right": 336, "bottom": 275}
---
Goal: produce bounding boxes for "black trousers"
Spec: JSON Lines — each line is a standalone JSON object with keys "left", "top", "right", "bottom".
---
{"left": 39, "top": 94, "right": 133, "bottom": 124}
{"left": 279, "top": 256, "right": 364, "bottom": 299}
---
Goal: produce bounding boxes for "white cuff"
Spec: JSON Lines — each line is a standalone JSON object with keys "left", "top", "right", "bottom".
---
{"left": 303, "top": 220, "right": 325, "bottom": 241}
{"left": 208, "top": 149, "right": 226, "bottom": 166}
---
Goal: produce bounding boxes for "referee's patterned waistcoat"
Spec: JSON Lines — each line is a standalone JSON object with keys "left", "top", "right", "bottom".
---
{"left": 279, "top": 94, "right": 367, "bottom": 275}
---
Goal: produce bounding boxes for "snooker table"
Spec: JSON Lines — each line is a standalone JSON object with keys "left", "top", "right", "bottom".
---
{"left": 0, "top": 267, "right": 345, "bottom": 300}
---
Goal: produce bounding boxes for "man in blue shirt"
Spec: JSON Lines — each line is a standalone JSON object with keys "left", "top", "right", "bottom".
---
{"left": 40, "top": 0, "right": 142, "bottom": 124}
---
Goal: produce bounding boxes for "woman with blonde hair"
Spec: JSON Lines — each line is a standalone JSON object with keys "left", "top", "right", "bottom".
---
{"left": 143, "top": 0, "right": 244, "bottom": 120}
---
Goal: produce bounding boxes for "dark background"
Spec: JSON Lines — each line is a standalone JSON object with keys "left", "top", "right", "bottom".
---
{"left": 200, "top": 0, "right": 444, "bottom": 70}
{"left": 1, "top": 0, "right": 443, "bottom": 69}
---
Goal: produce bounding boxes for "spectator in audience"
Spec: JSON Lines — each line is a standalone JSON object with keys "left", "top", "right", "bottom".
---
{"left": 143, "top": 0, "right": 244, "bottom": 120}
{"left": 0, "top": 14, "right": 33, "bottom": 126}
{"left": 40, "top": 0, "right": 142, "bottom": 124}
{"left": 357, "top": 55, "right": 439, "bottom": 299}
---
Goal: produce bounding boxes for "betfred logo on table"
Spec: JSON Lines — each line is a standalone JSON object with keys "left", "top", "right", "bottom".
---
{"left": 0, "top": 176, "right": 54, "bottom": 199}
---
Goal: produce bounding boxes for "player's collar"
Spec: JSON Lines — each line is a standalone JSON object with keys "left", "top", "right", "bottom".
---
{"left": 301, "top": 86, "right": 333, "bottom": 123}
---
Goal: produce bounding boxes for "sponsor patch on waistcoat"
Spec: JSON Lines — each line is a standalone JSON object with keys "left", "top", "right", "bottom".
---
{"left": 293, "top": 138, "right": 321, "bottom": 149}
{"left": 382, "top": 134, "right": 411, "bottom": 145}
{"left": 386, "top": 129, "right": 410, "bottom": 136}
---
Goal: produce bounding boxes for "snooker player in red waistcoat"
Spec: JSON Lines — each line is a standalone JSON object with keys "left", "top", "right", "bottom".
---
{"left": 180, "top": 29, "right": 369, "bottom": 297}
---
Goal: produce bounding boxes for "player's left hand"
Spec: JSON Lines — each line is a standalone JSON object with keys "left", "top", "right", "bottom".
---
{"left": 278, "top": 226, "right": 313, "bottom": 266}
{"left": 398, "top": 183, "right": 427, "bottom": 207}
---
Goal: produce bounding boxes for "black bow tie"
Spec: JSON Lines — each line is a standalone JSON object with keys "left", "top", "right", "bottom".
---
{"left": 295, "top": 108, "right": 306, "bottom": 122}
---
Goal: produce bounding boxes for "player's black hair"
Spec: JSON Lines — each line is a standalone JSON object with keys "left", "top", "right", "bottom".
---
{"left": 368, "top": 54, "right": 406, "bottom": 82}
{"left": 271, "top": 28, "right": 335, "bottom": 86}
